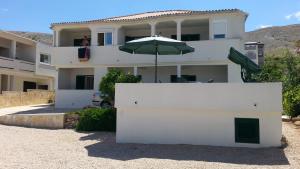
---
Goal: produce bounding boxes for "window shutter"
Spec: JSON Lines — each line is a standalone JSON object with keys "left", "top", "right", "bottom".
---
{"left": 213, "top": 21, "right": 227, "bottom": 37}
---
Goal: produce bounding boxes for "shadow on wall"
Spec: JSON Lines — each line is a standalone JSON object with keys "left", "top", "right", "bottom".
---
{"left": 80, "top": 132, "right": 289, "bottom": 165}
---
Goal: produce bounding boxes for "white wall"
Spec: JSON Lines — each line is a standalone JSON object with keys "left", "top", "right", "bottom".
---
{"left": 35, "top": 43, "right": 57, "bottom": 80}
{"left": 55, "top": 90, "right": 94, "bottom": 108}
{"left": 15, "top": 42, "right": 36, "bottom": 62}
{"left": 115, "top": 83, "right": 282, "bottom": 148}
{"left": 52, "top": 39, "right": 242, "bottom": 67}
{"left": 11, "top": 75, "right": 52, "bottom": 91}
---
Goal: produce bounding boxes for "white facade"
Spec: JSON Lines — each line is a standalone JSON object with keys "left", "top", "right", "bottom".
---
{"left": 51, "top": 9, "right": 249, "bottom": 108}
{"left": 115, "top": 83, "right": 282, "bottom": 148}
{"left": 0, "top": 31, "right": 56, "bottom": 92}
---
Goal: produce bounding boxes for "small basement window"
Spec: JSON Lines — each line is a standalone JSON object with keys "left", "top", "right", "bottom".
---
{"left": 235, "top": 118, "right": 260, "bottom": 144}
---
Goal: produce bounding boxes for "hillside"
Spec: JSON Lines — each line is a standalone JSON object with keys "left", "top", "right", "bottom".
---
{"left": 9, "top": 31, "right": 53, "bottom": 45}
{"left": 8, "top": 24, "right": 300, "bottom": 52}
{"left": 244, "top": 24, "right": 300, "bottom": 52}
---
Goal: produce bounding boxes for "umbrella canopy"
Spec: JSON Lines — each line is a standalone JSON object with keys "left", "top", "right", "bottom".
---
{"left": 228, "top": 47, "right": 260, "bottom": 73}
{"left": 119, "top": 36, "right": 195, "bottom": 82}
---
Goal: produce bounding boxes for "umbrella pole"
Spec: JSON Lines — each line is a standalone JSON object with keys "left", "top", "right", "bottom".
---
{"left": 155, "top": 51, "right": 158, "bottom": 83}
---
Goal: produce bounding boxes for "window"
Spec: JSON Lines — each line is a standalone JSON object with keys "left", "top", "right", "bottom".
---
{"left": 170, "top": 75, "right": 196, "bottom": 83}
{"left": 98, "top": 32, "right": 113, "bottom": 46}
{"left": 235, "top": 118, "right": 260, "bottom": 144}
{"left": 214, "top": 34, "right": 225, "bottom": 39}
{"left": 171, "top": 34, "right": 201, "bottom": 41}
{"left": 76, "top": 75, "right": 94, "bottom": 90}
{"left": 40, "top": 54, "right": 51, "bottom": 64}
{"left": 23, "top": 81, "right": 36, "bottom": 92}
{"left": 38, "top": 85, "right": 48, "bottom": 90}
{"left": 213, "top": 20, "right": 227, "bottom": 39}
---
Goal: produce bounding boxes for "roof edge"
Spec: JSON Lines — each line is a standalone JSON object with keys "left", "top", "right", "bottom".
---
{"left": 50, "top": 9, "right": 248, "bottom": 29}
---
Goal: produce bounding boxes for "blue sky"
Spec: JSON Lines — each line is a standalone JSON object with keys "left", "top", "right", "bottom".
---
{"left": 0, "top": 0, "right": 299, "bottom": 33}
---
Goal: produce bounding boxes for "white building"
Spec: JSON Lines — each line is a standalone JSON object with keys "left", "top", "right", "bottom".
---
{"left": 51, "top": 9, "right": 258, "bottom": 108}
{"left": 0, "top": 31, "right": 56, "bottom": 92}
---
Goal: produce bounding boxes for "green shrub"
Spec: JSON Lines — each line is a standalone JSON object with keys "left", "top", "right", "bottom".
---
{"left": 283, "top": 86, "right": 300, "bottom": 117}
{"left": 99, "top": 68, "right": 141, "bottom": 104}
{"left": 254, "top": 49, "right": 300, "bottom": 117}
{"left": 75, "top": 108, "right": 116, "bottom": 132}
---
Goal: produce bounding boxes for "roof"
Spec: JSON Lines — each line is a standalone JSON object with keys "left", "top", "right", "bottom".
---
{"left": 0, "top": 30, "right": 37, "bottom": 44}
{"left": 0, "top": 30, "right": 52, "bottom": 45}
{"left": 51, "top": 9, "right": 248, "bottom": 28}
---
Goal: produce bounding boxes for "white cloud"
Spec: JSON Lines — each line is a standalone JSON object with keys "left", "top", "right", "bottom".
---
{"left": 285, "top": 11, "right": 300, "bottom": 20}
{"left": 257, "top": 24, "right": 272, "bottom": 29}
{"left": 0, "top": 8, "right": 8, "bottom": 12}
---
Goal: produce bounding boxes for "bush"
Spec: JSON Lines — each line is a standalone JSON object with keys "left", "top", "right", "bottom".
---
{"left": 75, "top": 108, "right": 116, "bottom": 132}
{"left": 283, "top": 87, "right": 300, "bottom": 117}
{"left": 254, "top": 49, "right": 300, "bottom": 117}
{"left": 99, "top": 68, "right": 141, "bottom": 104}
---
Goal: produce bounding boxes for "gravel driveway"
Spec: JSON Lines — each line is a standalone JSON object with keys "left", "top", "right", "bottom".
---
{"left": 0, "top": 122, "right": 299, "bottom": 169}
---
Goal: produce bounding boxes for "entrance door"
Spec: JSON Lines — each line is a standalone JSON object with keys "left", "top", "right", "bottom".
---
{"left": 23, "top": 81, "right": 36, "bottom": 92}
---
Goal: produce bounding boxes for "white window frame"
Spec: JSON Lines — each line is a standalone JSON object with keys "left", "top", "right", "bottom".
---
{"left": 40, "top": 53, "right": 51, "bottom": 65}
{"left": 212, "top": 20, "right": 228, "bottom": 39}
{"left": 98, "top": 32, "right": 114, "bottom": 46}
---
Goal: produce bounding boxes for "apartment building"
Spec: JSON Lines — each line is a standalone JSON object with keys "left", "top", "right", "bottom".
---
{"left": 51, "top": 9, "right": 260, "bottom": 108}
{"left": 0, "top": 31, "right": 56, "bottom": 93}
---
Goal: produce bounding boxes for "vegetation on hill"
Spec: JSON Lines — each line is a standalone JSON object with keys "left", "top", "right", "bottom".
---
{"left": 244, "top": 24, "right": 300, "bottom": 53}
{"left": 8, "top": 31, "right": 53, "bottom": 44}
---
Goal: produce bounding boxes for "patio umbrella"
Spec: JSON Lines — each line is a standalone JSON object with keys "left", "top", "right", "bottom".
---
{"left": 119, "top": 36, "right": 195, "bottom": 83}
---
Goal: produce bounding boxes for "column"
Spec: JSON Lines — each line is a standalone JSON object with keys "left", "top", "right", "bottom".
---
{"left": 150, "top": 22, "right": 157, "bottom": 36}
{"left": 113, "top": 26, "right": 121, "bottom": 45}
{"left": 48, "top": 78, "right": 54, "bottom": 91}
{"left": 133, "top": 66, "right": 138, "bottom": 76}
{"left": 177, "top": 65, "right": 181, "bottom": 78}
{"left": 55, "top": 29, "right": 61, "bottom": 47}
{"left": 90, "top": 27, "right": 98, "bottom": 46}
{"left": 55, "top": 69, "right": 59, "bottom": 90}
{"left": 227, "top": 63, "right": 243, "bottom": 83}
{"left": 94, "top": 67, "right": 108, "bottom": 91}
{"left": 7, "top": 75, "right": 11, "bottom": 91}
{"left": 0, "top": 74, "right": 2, "bottom": 93}
{"left": 176, "top": 20, "right": 183, "bottom": 41}
{"left": 10, "top": 40, "right": 16, "bottom": 59}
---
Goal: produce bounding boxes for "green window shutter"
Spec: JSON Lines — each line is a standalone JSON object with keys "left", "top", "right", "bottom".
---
{"left": 235, "top": 118, "right": 260, "bottom": 144}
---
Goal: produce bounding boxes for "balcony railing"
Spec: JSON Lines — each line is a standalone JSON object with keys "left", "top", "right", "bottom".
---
{"left": 0, "top": 56, "right": 35, "bottom": 72}
{"left": 52, "top": 39, "right": 242, "bottom": 66}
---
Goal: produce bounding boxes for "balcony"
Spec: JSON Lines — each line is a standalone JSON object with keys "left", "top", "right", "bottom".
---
{"left": 52, "top": 39, "right": 242, "bottom": 67}
{"left": 0, "top": 56, "right": 35, "bottom": 72}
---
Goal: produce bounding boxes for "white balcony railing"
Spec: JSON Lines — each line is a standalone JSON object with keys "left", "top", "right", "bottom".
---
{"left": 52, "top": 39, "right": 242, "bottom": 66}
{"left": 0, "top": 56, "right": 35, "bottom": 72}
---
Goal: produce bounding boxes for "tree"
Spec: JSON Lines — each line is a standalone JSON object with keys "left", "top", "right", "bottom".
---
{"left": 255, "top": 48, "right": 300, "bottom": 117}
{"left": 99, "top": 69, "right": 141, "bottom": 104}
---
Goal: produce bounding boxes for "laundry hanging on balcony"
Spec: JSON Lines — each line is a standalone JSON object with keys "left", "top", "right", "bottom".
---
{"left": 78, "top": 47, "right": 90, "bottom": 61}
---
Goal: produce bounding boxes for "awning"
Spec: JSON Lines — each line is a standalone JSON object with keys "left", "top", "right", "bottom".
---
{"left": 228, "top": 47, "right": 261, "bottom": 73}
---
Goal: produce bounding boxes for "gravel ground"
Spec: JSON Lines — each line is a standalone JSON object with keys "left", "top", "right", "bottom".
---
{"left": 0, "top": 122, "right": 299, "bottom": 169}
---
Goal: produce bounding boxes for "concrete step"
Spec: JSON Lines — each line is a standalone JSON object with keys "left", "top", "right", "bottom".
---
{"left": 0, "top": 113, "right": 65, "bottom": 129}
